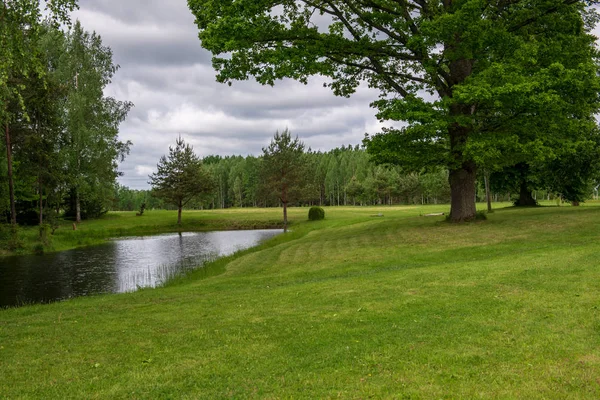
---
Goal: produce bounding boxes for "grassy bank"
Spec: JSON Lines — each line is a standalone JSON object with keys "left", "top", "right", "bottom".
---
{"left": 1, "top": 203, "right": 600, "bottom": 398}
{"left": 0, "top": 201, "right": 533, "bottom": 255}
{"left": 1, "top": 208, "right": 295, "bottom": 255}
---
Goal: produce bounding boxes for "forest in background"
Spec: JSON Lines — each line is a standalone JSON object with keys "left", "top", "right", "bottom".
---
{"left": 112, "top": 142, "right": 599, "bottom": 214}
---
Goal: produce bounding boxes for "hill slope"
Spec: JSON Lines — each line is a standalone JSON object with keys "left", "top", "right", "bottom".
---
{"left": 1, "top": 205, "right": 600, "bottom": 398}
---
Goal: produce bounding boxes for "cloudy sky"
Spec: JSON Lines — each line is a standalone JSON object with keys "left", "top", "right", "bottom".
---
{"left": 70, "top": 0, "right": 385, "bottom": 189}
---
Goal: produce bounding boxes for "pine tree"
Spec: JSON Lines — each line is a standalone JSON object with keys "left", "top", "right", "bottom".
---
{"left": 149, "top": 137, "right": 214, "bottom": 225}
{"left": 261, "top": 129, "right": 306, "bottom": 232}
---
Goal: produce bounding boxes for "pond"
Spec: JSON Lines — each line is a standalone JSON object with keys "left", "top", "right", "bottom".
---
{"left": 0, "top": 229, "right": 282, "bottom": 308}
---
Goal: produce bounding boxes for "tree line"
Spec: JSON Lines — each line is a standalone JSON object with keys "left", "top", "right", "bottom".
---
{"left": 1, "top": 0, "right": 131, "bottom": 226}
{"left": 113, "top": 133, "right": 452, "bottom": 215}
{"left": 112, "top": 131, "right": 599, "bottom": 219}
{"left": 4, "top": 0, "right": 600, "bottom": 229}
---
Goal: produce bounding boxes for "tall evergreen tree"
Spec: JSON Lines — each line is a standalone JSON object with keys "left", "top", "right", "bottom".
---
{"left": 261, "top": 129, "right": 306, "bottom": 232}
{"left": 149, "top": 137, "right": 214, "bottom": 225}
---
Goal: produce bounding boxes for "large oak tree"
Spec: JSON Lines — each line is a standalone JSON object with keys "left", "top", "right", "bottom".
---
{"left": 188, "top": 0, "right": 599, "bottom": 221}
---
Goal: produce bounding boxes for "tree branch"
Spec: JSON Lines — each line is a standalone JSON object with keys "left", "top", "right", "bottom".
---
{"left": 322, "top": 0, "right": 410, "bottom": 96}
{"left": 508, "top": 0, "right": 580, "bottom": 32}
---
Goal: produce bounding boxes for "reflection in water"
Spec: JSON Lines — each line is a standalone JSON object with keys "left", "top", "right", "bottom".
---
{"left": 0, "top": 230, "right": 282, "bottom": 308}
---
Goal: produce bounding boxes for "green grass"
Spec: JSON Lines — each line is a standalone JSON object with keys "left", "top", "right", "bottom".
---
{"left": 2, "top": 208, "right": 294, "bottom": 255}
{"left": 1, "top": 202, "right": 600, "bottom": 398}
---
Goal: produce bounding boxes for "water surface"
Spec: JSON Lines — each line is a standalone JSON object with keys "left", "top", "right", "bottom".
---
{"left": 0, "top": 229, "right": 282, "bottom": 308}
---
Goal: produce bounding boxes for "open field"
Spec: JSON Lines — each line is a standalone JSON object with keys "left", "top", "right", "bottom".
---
{"left": 1, "top": 203, "right": 600, "bottom": 398}
{"left": 0, "top": 200, "right": 572, "bottom": 255}
{"left": 0, "top": 203, "right": 485, "bottom": 255}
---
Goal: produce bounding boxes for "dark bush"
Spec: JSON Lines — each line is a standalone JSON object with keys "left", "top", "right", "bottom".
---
{"left": 475, "top": 210, "right": 488, "bottom": 221}
{"left": 16, "top": 209, "right": 39, "bottom": 226}
{"left": 45, "top": 212, "right": 60, "bottom": 234}
{"left": 3, "top": 225, "right": 23, "bottom": 251}
{"left": 308, "top": 207, "right": 325, "bottom": 221}
{"left": 39, "top": 223, "right": 53, "bottom": 248}
{"left": 64, "top": 197, "right": 108, "bottom": 220}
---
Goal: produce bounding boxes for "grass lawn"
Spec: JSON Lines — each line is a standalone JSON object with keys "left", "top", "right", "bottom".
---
{"left": 1, "top": 202, "right": 600, "bottom": 398}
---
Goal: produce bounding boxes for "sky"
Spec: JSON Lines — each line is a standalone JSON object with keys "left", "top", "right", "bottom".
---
{"left": 71, "top": 0, "right": 386, "bottom": 190}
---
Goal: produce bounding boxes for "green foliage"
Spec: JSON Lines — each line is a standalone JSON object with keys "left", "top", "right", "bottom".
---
{"left": 261, "top": 129, "right": 308, "bottom": 230}
{"left": 149, "top": 137, "right": 215, "bottom": 223}
{"left": 32, "top": 243, "right": 45, "bottom": 255}
{"left": 45, "top": 212, "right": 60, "bottom": 235}
{"left": 59, "top": 21, "right": 132, "bottom": 222}
{"left": 308, "top": 207, "right": 325, "bottom": 221}
{"left": 111, "top": 185, "right": 161, "bottom": 211}
{"left": 0, "top": 0, "right": 78, "bottom": 124}
{"left": 261, "top": 130, "right": 307, "bottom": 203}
{"left": 38, "top": 223, "right": 50, "bottom": 241}
{"left": 539, "top": 139, "right": 600, "bottom": 205}
{"left": 0, "top": 1, "right": 79, "bottom": 225}
{"left": 198, "top": 149, "right": 459, "bottom": 210}
{"left": 189, "top": 0, "right": 600, "bottom": 221}
{"left": 1, "top": 14, "right": 131, "bottom": 226}
{"left": 2, "top": 224, "right": 24, "bottom": 251}
{"left": 118, "top": 145, "right": 471, "bottom": 210}
{"left": 36, "top": 223, "right": 53, "bottom": 253}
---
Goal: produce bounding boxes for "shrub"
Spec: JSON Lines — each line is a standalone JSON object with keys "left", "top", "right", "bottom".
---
{"left": 33, "top": 243, "right": 45, "bottom": 255}
{"left": 6, "top": 225, "right": 23, "bottom": 251}
{"left": 308, "top": 207, "right": 325, "bottom": 221}
{"left": 475, "top": 210, "right": 488, "bottom": 221}
{"left": 45, "top": 213, "right": 60, "bottom": 235}
{"left": 39, "top": 223, "right": 53, "bottom": 247}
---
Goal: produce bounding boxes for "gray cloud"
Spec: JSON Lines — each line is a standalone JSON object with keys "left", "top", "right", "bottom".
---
{"left": 78, "top": 0, "right": 193, "bottom": 24}
{"left": 73, "top": 0, "right": 384, "bottom": 189}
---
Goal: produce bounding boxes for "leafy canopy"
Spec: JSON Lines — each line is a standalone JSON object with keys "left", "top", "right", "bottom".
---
{"left": 189, "top": 0, "right": 600, "bottom": 221}
{"left": 1, "top": 0, "right": 78, "bottom": 120}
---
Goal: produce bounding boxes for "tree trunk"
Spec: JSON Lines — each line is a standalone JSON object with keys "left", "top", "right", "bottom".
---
{"left": 282, "top": 185, "right": 288, "bottom": 232}
{"left": 5, "top": 124, "right": 16, "bottom": 225}
{"left": 283, "top": 201, "right": 288, "bottom": 233}
{"left": 449, "top": 162, "right": 477, "bottom": 221}
{"left": 514, "top": 180, "right": 537, "bottom": 206}
{"left": 75, "top": 189, "right": 82, "bottom": 223}
{"left": 484, "top": 172, "right": 492, "bottom": 213}
{"left": 572, "top": 200, "right": 580, "bottom": 207}
{"left": 447, "top": 118, "right": 477, "bottom": 222}
{"left": 177, "top": 201, "right": 182, "bottom": 225}
{"left": 39, "top": 177, "right": 43, "bottom": 226}
{"left": 446, "top": 57, "right": 477, "bottom": 222}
